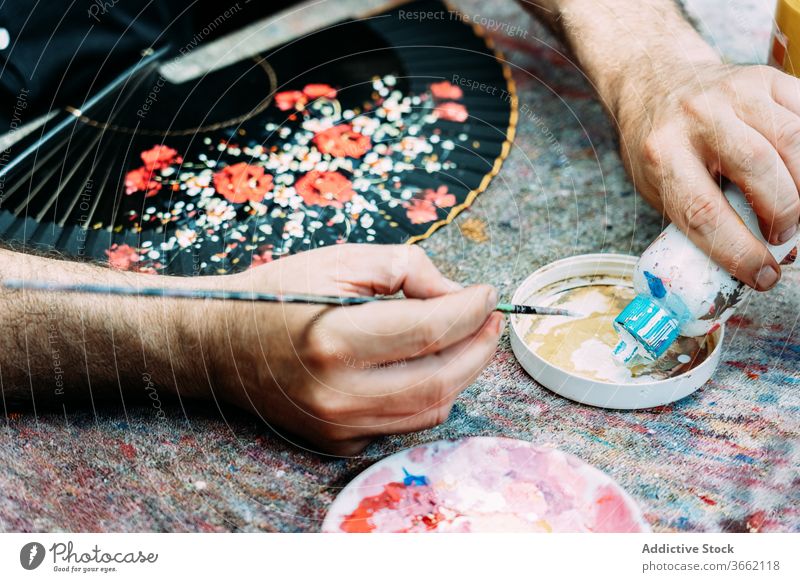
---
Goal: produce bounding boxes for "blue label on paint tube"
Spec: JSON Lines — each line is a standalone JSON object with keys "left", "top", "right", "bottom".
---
{"left": 614, "top": 294, "right": 681, "bottom": 359}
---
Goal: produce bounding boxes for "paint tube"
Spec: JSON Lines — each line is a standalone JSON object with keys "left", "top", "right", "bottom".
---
{"left": 612, "top": 184, "right": 798, "bottom": 364}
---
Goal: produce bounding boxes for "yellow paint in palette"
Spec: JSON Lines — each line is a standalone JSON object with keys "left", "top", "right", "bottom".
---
{"left": 523, "top": 284, "right": 714, "bottom": 384}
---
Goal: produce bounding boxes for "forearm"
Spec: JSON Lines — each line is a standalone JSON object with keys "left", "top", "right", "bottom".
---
{"left": 0, "top": 249, "right": 200, "bottom": 408}
{"left": 522, "top": 0, "right": 721, "bottom": 118}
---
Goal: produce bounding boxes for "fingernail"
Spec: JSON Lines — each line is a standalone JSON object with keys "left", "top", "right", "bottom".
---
{"left": 485, "top": 287, "right": 498, "bottom": 312}
{"left": 777, "top": 224, "right": 798, "bottom": 244}
{"left": 754, "top": 265, "right": 780, "bottom": 291}
{"left": 493, "top": 313, "right": 506, "bottom": 335}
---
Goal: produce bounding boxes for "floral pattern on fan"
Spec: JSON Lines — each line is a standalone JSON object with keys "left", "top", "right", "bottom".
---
{"left": 114, "top": 77, "right": 470, "bottom": 274}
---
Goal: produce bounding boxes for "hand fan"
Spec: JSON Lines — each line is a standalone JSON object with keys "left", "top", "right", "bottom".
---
{"left": 0, "top": 0, "right": 516, "bottom": 275}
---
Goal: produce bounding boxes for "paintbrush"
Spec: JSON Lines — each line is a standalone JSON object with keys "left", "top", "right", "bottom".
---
{"left": 3, "top": 280, "right": 580, "bottom": 317}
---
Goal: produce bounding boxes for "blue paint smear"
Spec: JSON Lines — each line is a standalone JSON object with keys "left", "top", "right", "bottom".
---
{"left": 578, "top": 431, "right": 613, "bottom": 448}
{"left": 644, "top": 271, "right": 667, "bottom": 299}
{"left": 762, "top": 340, "right": 800, "bottom": 357}
{"left": 734, "top": 453, "right": 756, "bottom": 465}
{"left": 402, "top": 468, "right": 428, "bottom": 487}
{"left": 636, "top": 482, "right": 663, "bottom": 500}
{"left": 757, "top": 393, "right": 778, "bottom": 404}
{"left": 674, "top": 516, "right": 691, "bottom": 530}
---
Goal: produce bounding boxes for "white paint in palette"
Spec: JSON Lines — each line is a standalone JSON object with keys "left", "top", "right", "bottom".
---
{"left": 570, "top": 338, "right": 637, "bottom": 384}
{"left": 524, "top": 288, "right": 612, "bottom": 336}
{"left": 524, "top": 283, "right": 702, "bottom": 385}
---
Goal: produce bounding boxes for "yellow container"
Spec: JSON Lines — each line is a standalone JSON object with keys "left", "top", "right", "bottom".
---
{"left": 771, "top": 0, "right": 800, "bottom": 76}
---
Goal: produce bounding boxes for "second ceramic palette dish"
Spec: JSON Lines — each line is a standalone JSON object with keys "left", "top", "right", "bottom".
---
{"left": 509, "top": 254, "right": 724, "bottom": 409}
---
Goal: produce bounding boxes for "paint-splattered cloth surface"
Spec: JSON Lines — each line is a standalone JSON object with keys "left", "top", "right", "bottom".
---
{"left": 1, "top": 0, "right": 797, "bottom": 532}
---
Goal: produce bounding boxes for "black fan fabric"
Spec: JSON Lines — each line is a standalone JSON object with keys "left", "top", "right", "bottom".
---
{"left": 0, "top": 0, "right": 515, "bottom": 275}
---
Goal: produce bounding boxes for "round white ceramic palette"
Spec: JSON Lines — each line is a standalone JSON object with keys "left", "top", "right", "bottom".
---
{"left": 509, "top": 254, "right": 724, "bottom": 409}
{"left": 323, "top": 437, "right": 649, "bottom": 533}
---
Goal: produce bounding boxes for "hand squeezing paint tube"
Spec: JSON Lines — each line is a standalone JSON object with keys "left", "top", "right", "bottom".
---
{"left": 613, "top": 184, "right": 798, "bottom": 364}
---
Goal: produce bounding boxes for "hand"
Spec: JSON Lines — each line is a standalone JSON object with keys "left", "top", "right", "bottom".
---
{"left": 188, "top": 244, "right": 504, "bottom": 455}
{"left": 617, "top": 62, "right": 800, "bottom": 290}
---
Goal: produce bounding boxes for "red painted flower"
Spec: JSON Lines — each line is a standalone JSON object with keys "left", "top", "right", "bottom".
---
{"left": 424, "top": 185, "right": 456, "bottom": 208}
{"left": 105, "top": 244, "right": 140, "bottom": 271}
{"left": 275, "top": 90, "right": 308, "bottom": 111}
{"left": 213, "top": 162, "right": 274, "bottom": 204}
{"left": 313, "top": 124, "right": 371, "bottom": 158}
{"left": 295, "top": 170, "right": 355, "bottom": 208}
{"left": 250, "top": 245, "right": 275, "bottom": 268}
{"left": 434, "top": 101, "right": 468, "bottom": 122}
{"left": 430, "top": 81, "right": 463, "bottom": 100}
{"left": 405, "top": 198, "right": 438, "bottom": 224}
{"left": 275, "top": 84, "right": 337, "bottom": 110}
{"left": 140, "top": 145, "right": 182, "bottom": 170}
{"left": 124, "top": 167, "right": 162, "bottom": 197}
{"left": 303, "top": 83, "right": 337, "bottom": 100}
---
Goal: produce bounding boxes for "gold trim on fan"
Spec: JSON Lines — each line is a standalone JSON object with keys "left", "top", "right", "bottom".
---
{"left": 404, "top": 3, "right": 518, "bottom": 246}
{"left": 66, "top": 56, "right": 277, "bottom": 137}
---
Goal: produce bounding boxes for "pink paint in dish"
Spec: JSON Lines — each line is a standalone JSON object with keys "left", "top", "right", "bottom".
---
{"left": 323, "top": 437, "right": 649, "bottom": 533}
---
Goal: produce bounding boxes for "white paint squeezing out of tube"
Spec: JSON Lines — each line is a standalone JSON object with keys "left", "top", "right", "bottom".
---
{"left": 613, "top": 184, "right": 798, "bottom": 364}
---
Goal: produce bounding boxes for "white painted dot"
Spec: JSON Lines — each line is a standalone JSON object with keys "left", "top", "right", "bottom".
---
{"left": 0, "top": 29, "right": 9, "bottom": 51}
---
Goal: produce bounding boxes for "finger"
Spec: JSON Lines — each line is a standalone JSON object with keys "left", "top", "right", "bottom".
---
{"left": 301, "top": 313, "right": 503, "bottom": 449}
{"left": 770, "top": 70, "right": 800, "bottom": 241}
{"left": 771, "top": 68, "right": 800, "bottom": 118}
{"left": 660, "top": 153, "right": 781, "bottom": 290}
{"left": 248, "top": 243, "right": 462, "bottom": 298}
{"left": 344, "top": 312, "right": 504, "bottom": 434}
{"left": 333, "top": 244, "right": 462, "bottom": 298}
{"left": 318, "top": 437, "right": 373, "bottom": 457}
{"left": 711, "top": 111, "right": 799, "bottom": 244}
{"left": 361, "top": 311, "right": 503, "bottom": 408}
{"left": 739, "top": 98, "right": 800, "bottom": 191}
{"left": 315, "top": 284, "right": 498, "bottom": 362}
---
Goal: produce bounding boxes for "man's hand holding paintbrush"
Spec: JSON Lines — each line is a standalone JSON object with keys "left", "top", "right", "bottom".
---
{"left": 0, "top": 244, "right": 503, "bottom": 455}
